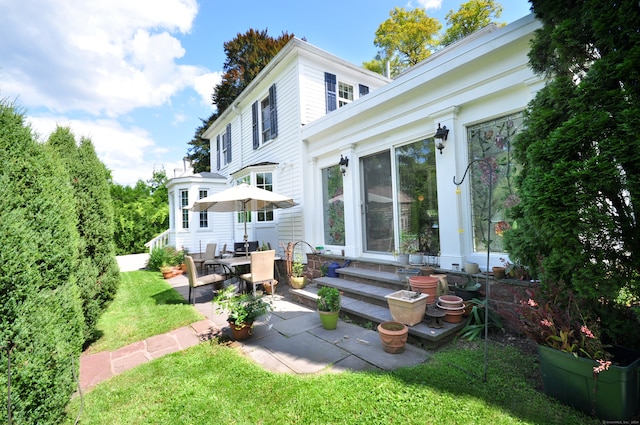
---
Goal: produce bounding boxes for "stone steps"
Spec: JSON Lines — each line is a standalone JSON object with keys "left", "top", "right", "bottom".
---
{"left": 289, "top": 267, "right": 466, "bottom": 349}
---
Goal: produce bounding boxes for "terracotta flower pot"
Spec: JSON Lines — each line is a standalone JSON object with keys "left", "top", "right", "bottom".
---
{"left": 409, "top": 276, "right": 439, "bottom": 305}
{"left": 263, "top": 281, "right": 277, "bottom": 295}
{"left": 492, "top": 266, "right": 506, "bottom": 279}
{"left": 438, "top": 295, "right": 464, "bottom": 308}
{"left": 229, "top": 320, "right": 254, "bottom": 340}
{"left": 442, "top": 309, "right": 465, "bottom": 323}
{"left": 377, "top": 321, "right": 409, "bottom": 354}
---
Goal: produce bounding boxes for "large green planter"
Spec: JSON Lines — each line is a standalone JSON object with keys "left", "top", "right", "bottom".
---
{"left": 318, "top": 310, "right": 339, "bottom": 330}
{"left": 538, "top": 345, "right": 640, "bottom": 420}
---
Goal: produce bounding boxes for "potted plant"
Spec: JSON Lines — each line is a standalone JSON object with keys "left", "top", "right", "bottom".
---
{"left": 160, "top": 264, "right": 174, "bottom": 279}
{"left": 289, "top": 254, "right": 306, "bottom": 289}
{"left": 397, "top": 234, "right": 418, "bottom": 265}
{"left": 317, "top": 286, "right": 340, "bottom": 329}
{"left": 517, "top": 282, "right": 640, "bottom": 420}
{"left": 213, "top": 287, "right": 272, "bottom": 340}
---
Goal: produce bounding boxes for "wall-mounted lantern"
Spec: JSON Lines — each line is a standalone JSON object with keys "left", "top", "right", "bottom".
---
{"left": 435, "top": 123, "right": 450, "bottom": 154}
{"left": 339, "top": 155, "right": 349, "bottom": 176}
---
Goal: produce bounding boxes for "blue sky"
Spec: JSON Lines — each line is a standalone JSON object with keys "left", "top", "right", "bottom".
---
{"left": 0, "top": 0, "right": 532, "bottom": 186}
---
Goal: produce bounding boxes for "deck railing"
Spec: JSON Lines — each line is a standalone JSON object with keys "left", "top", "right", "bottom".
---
{"left": 144, "top": 229, "right": 170, "bottom": 252}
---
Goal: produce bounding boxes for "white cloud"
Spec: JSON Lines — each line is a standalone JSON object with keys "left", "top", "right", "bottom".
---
{"left": 27, "top": 115, "right": 170, "bottom": 186}
{"left": 0, "top": 0, "right": 207, "bottom": 117}
{"left": 413, "top": 0, "right": 443, "bottom": 10}
{"left": 194, "top": 72, "right": 223, "bottom": 108}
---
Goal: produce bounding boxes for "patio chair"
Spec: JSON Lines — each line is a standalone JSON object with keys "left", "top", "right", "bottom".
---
{"left": 192, "top": 243, "right": 216, "bottom": 272}
{"left": 239, "top": 250, "right": 278, "bottom": 297}
{"left": 202, "top": 243, "right": 225, "bottom": 273}
{"left": 185, "top": 255, "right": 228, "bottom": 304}
{"left": 220, "top": 243, "right": 234, "bottom": 259}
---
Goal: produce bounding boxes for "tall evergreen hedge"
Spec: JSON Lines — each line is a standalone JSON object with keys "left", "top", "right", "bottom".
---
{"left": 47, "top": 128, "right": 120, "bottom": 343}
{"left": 505, "top": 0, "right": 640, "bottom": 348}
{"left": 0, "top": 100, "right": 84, "bottom": 424}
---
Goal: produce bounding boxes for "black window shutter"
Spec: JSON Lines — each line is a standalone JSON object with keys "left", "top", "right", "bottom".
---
{"left": 269, "top": 84, "right": 278, "bottom": 138}
{"left": 216, "top": 135, "right": 221, "bottom": 170}
{"left": 252, "top": 101, "right": 259, "bottom": 150}
{"left": 226, "top": 123, "right": 232, "bottom": 163}
{"left": 325, "top": 72, "right": 336, "bottom": 112}
{"left": 359, "top": 84, "right": 369, "bottom": 97}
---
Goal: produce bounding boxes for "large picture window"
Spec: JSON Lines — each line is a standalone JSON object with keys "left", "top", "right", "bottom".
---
{"left": 467, "top": 111, "right": 524, "bottom": 252}
{"left": 396, "top": 139, "right": 439, "bottom": 256}
{"left": 322, "top": 165, "right": 344, "bottom": 246}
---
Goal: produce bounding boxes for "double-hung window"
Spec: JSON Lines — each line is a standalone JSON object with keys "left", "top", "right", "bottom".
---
{"left": 199, "top": 189, "right": 208, "bottom": 228}
{"left": 338, "top": 82, "right": 353, "bottom": 107}
{"left": 256, "top": 172, "right": 274, "bottom": 222}
{"left": 180, "top": 189, "right": 189, "bottom": 229}
{"left": 216, "top": 123, "right": 232, "bottom": 170}
{"left": 325, "top": 72, "right": 367, "bottom": 112}
{"left": 252, "top": 84, "right": 278, "bottom": 149}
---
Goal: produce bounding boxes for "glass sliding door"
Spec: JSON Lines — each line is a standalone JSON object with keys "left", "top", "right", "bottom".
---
{"left": 361, "top": 151, "right": 394, "bottom": 253}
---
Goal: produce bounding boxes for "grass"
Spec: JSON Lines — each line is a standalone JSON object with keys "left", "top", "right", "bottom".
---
{"left": 86, "top": 270, "right": 204, "bottom": 353}
{"left": 69, "top": 270, "right": 600, "bottom": 424}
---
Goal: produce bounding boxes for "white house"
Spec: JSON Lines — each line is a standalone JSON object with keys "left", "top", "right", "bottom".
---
{"left": 165, "top": 14, "right": 544, "bottom": 270}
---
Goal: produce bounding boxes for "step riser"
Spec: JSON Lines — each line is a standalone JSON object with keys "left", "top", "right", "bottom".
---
{"left": 315, "top": 281, "right": 389, "bottom": 308}
{"left": 289, "top": 280, "right": 463, "bottom": 349}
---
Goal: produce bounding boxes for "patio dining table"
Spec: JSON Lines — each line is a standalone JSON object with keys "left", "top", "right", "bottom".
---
{"left": 214, "top": 255, "right": 282, "bottom": 293}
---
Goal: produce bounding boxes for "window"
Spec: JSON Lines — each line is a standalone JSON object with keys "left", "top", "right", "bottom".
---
{"left": 325, "top": 72, "right": 363, "bottom": 111}
{"left": 322, "top": 165, "right": 344, "bottom": 245}
{"left": 325, "top": 72, "right": 337, "bottom": 112}
{"left": 252, "top": 84, "right": 278, "bottom": 149}
{"left": 467, "top": 111, "right": 524, "bottom": 252}
{"left": 180, "top": 189, "right": 189, "bottom": 229}
{"left": 236, "top": 176, "right": 251, "bottom": 225}
{"left": 199, "top": 189, "right": 208, "bottom": 228}
{"left": 338, "top": 82, "right": 353, "bottom": 107}
{"left": 261, "top": 96, "right": 272, "bottom": 142}
{"left": 256, "top": 173, "right": 274, "bottom": 222}
{"left": 216, "top": 124, "right": 232, "bottom": 170}
{"left": 396, "top": 139, "right": 439, "bottom": 256}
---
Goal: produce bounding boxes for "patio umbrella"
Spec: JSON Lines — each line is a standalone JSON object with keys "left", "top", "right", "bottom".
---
{"left": 190, "top": 183, "right": 296, "bottom": 256}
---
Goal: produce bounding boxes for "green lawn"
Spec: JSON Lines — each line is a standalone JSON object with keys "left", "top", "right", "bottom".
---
{"left": 86, "top": 270, "right": 203, "bottom": 353}
{"left": 68, "top": 270, "right": 599, "bottom": 424}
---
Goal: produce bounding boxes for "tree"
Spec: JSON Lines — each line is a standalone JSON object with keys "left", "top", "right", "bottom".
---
{"left": 366, "top": 2, "right": 507, "bottom": 77}
{"left": 186, "top": 114, "right": 215, "bottom": 173}
{"left": 111, "top": 169, "right": 169, "bottom": 255}
{"left": 504, "top": 0, "right": 640, "bottom": 349}
{"left": 47, "top": 127, "right": 120, "bottom": 343}
{"left": 373, "top": 7, "right": 441, "bottom": 70}
{"left": 0, "top": 99, "right": 84, "bottom": 424}
{"left": 441, "top": 0, "right": 506, "bottom": 46}
{"left": 186, "top": 29, "right": 295, "bottom": 171}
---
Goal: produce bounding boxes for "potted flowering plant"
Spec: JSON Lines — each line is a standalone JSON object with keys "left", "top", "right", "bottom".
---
{"left": 213, "top": 286, "right": 272, "bottom": 340}
{"left": 517, "top": 281, "right": 640, "bottom": 420}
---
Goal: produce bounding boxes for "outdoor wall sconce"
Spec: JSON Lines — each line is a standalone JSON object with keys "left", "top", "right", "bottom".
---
{"left": 339, "top": 155, "right": 349, "bottom": 176}
{"left": 434, "top": 123, "right": 450, "bottom": 154}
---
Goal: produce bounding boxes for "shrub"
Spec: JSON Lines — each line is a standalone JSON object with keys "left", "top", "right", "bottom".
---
{"left": 47, "top": 128, "right": 120, "bottom": 344}
{"left": 0, "top": 99, "right": 84, "bottom": 424}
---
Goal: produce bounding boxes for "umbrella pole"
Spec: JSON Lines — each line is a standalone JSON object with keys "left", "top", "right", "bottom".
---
{"left": 243, "top": 203, "right": 249, "bottom": 257}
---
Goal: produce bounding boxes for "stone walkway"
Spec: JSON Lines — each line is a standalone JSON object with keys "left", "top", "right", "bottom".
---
{"left": 78, "top": 254, "right": 429, "bottom": 392}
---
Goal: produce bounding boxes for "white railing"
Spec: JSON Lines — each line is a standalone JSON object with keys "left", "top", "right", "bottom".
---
{"left": 144, "top": 229, "right": 170, "bottom": 252}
